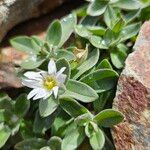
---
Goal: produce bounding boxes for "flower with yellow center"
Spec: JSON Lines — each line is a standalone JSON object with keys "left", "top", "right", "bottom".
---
{"left": 22, "top": 59, "right": 66, "bottom": 100}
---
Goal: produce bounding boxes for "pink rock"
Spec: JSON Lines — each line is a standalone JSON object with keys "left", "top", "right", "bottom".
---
{"left": 112, "top": 21, "right": 150, "bottom": 150}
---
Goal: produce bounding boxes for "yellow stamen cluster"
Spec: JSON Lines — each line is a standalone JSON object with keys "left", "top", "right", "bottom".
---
{"left": 43, "top": 76, "right": 57, "bottom": 90}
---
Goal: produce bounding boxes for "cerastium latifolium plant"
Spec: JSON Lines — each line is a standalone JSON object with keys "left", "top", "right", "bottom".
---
{"left": 0, "top": 0, "right": 150, "bottom": 149}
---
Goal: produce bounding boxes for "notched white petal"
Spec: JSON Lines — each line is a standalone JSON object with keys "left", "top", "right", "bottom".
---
{"left": 53, "top": 86, "right": 59, "bottom": 99}
{"left": 56, "top": 67, "right": 66, "bottom": 77}
{"left": 27, "top": 88, "right": 41, "bottom": 100}
{"left": 43, "top": 91, "right": 52, "bottom": 100}
{"left": 57, "top": 74, "right": 67, "bottom": 86}
{"left": 32, "top": 89, "right": 48, "bottom": 100}
{"left": 48, "top": 59, "right": 57, "bottom": 75}
{"left": 22, "top": 79, "right": 42, "bottom": 89}
{"left": 24, "top": 71, "right": 43, "bottom": 80}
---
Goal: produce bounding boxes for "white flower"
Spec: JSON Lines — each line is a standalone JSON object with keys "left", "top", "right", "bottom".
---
{"left": 22, "top": 59, "right": 67, "bottom": 100}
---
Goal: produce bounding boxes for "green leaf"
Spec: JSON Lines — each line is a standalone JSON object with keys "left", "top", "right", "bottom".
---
{"left": 56, "top": 49, "right": 75, "bottom": 62}
{"left": 104, "top": 29, "right": 120, "bottom": 47}
{"left": 112, "top": 0, "right": 141, "bottom": 10}
{"left": 59, "top": 97, "right": 90, "bottom": 118}
{"left": 74, "top": 113, "right": 93, "bottom": 126}
{"left": 110, "top": 49, "right": 127, "bottom": 69}
{"left": 33, "top": 110, "right": 58, "bottom": 134}
{"left": 93, "top": 109, "right": 124, "bottom": 127}
{"left": 31, "top": 36, "right": 44, "bottom": 47}
{"left": 89, "top": 35, "right": 108, "bottom": 49}
{"left": 75, "top": 25, "right": 91, "bottom": 38}
{"left": 73, "top": 48, "right": 100, "bottom": 79}
{"left": 15, "top": 138, "right": 47, "bottom": 150}
{"left": 74, "top": 5, "right": 87, "bottom": 17}
{"left": 97, "top": 59, "right": 112, "bottom": 69}
{"left": 21, "top": 55, "right": 45, "bottom": 69}
{"left": 61, "top": 126, "right": 85, "bottom": 150}
{"left": 80, "top": 15, "right": 99, "bottom": 26}
{"left": 48, "top": 136, "right": 62, "bottom": 150}
{"left": 104, "top": 5, "right": 118, "bottom": 29}
{"left": 123, "top": 9, "right": 141, "bottom": 23}
{"left": 46, "top": 20, "right": 62, "bottom": 46}
{"left": 112, "top": 18, "right": 125, "bottom": 33}
{"left": 93, "top": 91, "right": 114, "bottom": 112}
{"left": 87, "top": 0, "right": 109, "bottom": 16}
{"left": 120, "top": 22, "right": 141, "bottom": 42}
{"left": 0, "top": 93, "right": 12, "bottom": 110}
{"left": 89, "top": 128, "right": 105, "bottom": 150}
{"left": 87, "top": 26, "right": 106, "bottom": 36}
{"left": 39, "top": 97, "right": 58, "bottom": 117}
{"left": 59, "top": 13, "right": 77, "bottom": 47}
{"left": 40, "top": 146, "right": 51, "bottom": 150}
{"left": 0, "top": 110, "right": 5, "bottom": 122}
{"left": 14, "top": 94, "right": 30, "bottom": 118}
{"left": 85, "top": 122, "right": 95, "bottom": 138}
{"left": 56, "top": 58, "right": 71, "bottom": 83}
{"left": 10, "top": 36, "right": 40, "bottom": 54}
{"left": 0, "top": 125, "right": 11, "bottom": 148}
{"left": 80, "top": 69, "right": 118, "bottom": 93}
{"left": 64, "top": 79, "right": 98, "bottom": 102}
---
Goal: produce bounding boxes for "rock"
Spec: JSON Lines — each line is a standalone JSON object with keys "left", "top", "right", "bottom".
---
{"left": 112, "top": 21, "right": 150, "bottom": 150}
{"left": 0, "top": 0, "right": 66, "bottom": 42}
{"left": 0, "top": 63, "right": 22, "bottom": 89}
{"left": 0, "top": 0, "right": 81, "bottom": 89}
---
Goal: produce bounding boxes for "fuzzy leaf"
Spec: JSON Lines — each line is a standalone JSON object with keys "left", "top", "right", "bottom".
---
{"left": 10, "top": 36, "right": 40, "bottom": 54}
{"left": 94, "top": 109, "right": 124, "bottom": 127}
{"left": 46, "top": 20, "right": 62, "bottom": 46}
{"left": 97, "top": 59, "right": 112, "bottom": 69}
{"left": 64, "top": 79, "right": 99, "bottom": 102}
{"left": 61, "top": 126, "right": 85, "bottom": 150}
{"left": 112, "top": 0, "right": 141, "bottom": 10}
{"left": 39, "top": 97, "right": 58, "bottom": 117}
{"left": 0, "top": 125, "right": 11, "bottom": 148}
{"left": 89, "top": 128, "right": 105, "bottom": 150}
{"left": 73, "top": 48, "right": 100, "bottom": 79}
{"left": 48, "top": 136, "right": 62, "bottom": 150}
{"left": 80, "top": 69, "right": 118, "bottom": 93}
{"left": 15, "top": 94, "right": 30, "bottom": 118}
{"left": 59, "top": 14, "right": 77, "bottom": 47}
{"left": 120, "top": 22, "right": 141, "bottom": 42}
{"left": 15, "top": 138, "right": 47, "bottom": 150}
{"left": 87, "top": 0, "right": 109, "bottom": 16}
{"left": 59, "top": 97, "right": 90, "bottom": 117}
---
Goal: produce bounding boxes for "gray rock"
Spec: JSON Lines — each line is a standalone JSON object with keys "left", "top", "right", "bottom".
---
{"left": 0, "top": 0, "right": 66, "bottom": 42}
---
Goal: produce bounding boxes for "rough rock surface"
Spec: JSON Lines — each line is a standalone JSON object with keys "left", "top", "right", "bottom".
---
{"left": 0, "top": 63, "right": 21, "bottom": 89}
{"left": 0, "top": 0, "right": 81, "bottom": 89}
{"left": 0, "top": 0, "right": 66, "bottom": 42}
{"left": 112, "top": 21, "right": 150, "bottom": 150}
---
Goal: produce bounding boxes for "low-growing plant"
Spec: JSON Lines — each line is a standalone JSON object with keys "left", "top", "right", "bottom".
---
{"left": 0, "top": 0, "right": 150, "bottom": 149}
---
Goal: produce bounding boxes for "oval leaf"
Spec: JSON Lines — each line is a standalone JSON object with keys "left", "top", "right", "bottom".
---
{"left": 59, "top": 13, "right": 77, "bottom": 47}
{"left": 46, "top": 20, "right": 62, "bottom": 46}
{"left": 87, "top": 0, "right": 109, "bottom": 16}
{"left": 64, "top": 79, "right": 98, "bottom": 102}
{"left": 0, "top": 125, "right": 11, "bottom": 148}
{"left": 59, "top": 97, "right": 90, "bottom": 117}
{"left": 73, "top": 48, "right": 100, "bottom": 79}
{"left": 93, "top": 109, "right": 124, "bottom": 127}
{"left": 61, "top": 126, "right": 85, "bottom": 150}
{"left": 15, "top": 138, "right": 47, "bottom": 150}
{"left": 80, "top": 69, "right": 118, "bottom": 93}
{"left": 15, "top": 94, "right": 30, "bottom": 118}
{"left": 10, "top": 36, "right": 40, "bottom": 54}
{"left": 39, "top": 97, "right": 58, "bottom": 117}
{"left": 89, "top": 128, "right": 105, "bottom": 150}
